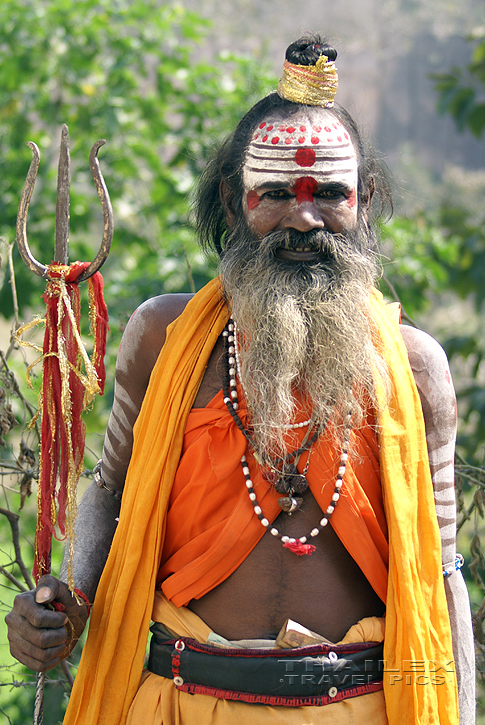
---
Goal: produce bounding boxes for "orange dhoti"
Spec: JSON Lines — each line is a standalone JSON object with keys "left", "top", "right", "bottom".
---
{"left": 126, "top": 592, "right": 388, "bottom": 725}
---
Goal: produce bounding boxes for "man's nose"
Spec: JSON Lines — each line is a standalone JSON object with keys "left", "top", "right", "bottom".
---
{"left": 281, "top": 201, "right": 326, "bottom": 232}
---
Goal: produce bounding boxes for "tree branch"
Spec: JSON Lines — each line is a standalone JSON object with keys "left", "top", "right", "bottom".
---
{"left": 0, "top": 507, "right": 34, "bottom": 590}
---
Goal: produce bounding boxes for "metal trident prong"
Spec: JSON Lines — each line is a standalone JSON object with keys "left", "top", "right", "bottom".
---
{"left": 16, "top": 124, "right": 113, "bottom": 277}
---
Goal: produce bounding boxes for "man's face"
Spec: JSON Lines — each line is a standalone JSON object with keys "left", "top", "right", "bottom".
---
{"left": 241, "top": 109, "right": 359, "bottom": 261}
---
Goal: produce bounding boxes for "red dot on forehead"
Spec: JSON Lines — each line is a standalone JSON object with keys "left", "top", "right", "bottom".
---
{"left": 294, "top": 148, "right": 316, "bottom": 167}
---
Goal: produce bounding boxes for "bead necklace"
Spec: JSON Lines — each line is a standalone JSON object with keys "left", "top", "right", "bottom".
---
{"left": 222, "top": 319, "right": 352, "bottom": 555}
{"left": 222, "top": 322, "right": 324, "bottom": 509}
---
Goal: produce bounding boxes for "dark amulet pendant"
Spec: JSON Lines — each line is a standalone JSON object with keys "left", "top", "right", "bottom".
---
{"left": 278, "top": 496, "right": 303, "bottom": 514}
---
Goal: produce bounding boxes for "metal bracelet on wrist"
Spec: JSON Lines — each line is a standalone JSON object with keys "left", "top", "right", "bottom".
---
{"left": 93, "top": 459, "right": 122, "bottom": 501}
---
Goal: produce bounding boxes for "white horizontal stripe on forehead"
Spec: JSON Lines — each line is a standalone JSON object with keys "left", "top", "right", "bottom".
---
{"left": 243, "top": 114, "right": 357, "bottom": 188}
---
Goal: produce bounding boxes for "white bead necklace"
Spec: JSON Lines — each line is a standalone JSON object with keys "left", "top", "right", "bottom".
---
{"left": 223, "top": 320, "right": 352, "bottom": 556}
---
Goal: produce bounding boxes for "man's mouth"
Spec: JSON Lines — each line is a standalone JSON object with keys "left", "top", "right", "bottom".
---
{"left": 276, "top": 247, "right": 321, "bottom": 261}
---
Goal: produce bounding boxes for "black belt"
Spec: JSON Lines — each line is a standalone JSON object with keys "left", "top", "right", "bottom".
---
{"left": 147, "top": 624, "right": 384, "bottom": 707}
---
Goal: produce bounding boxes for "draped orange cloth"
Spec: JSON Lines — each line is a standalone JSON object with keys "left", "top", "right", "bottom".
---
{"left": 64, "top": 278, "right": 458, "bottom": 725}
{"left": 158, "top": 389, "right": 388, "bottom": 606}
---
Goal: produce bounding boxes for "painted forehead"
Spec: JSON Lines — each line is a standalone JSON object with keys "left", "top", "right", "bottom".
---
{"left": 243, "top": 112, "right": 358, "bottom": 189}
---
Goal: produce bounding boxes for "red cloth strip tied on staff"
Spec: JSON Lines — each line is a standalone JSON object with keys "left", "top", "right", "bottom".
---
{"left": 29, "top": 260, "right": 108, "bottom": 589}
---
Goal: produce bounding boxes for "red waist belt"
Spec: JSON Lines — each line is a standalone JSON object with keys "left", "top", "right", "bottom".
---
{"left": 148, "top": 624, "right": 384, "bottom": 707}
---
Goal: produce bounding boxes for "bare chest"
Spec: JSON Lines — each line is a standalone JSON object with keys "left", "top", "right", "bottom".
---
{"left": 186, "top": 339, "right": 385, "bottom": 641}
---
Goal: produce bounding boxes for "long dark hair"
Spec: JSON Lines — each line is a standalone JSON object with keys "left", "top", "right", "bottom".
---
{"left": 193, "top": 34, "right": 393, "bottom": 257}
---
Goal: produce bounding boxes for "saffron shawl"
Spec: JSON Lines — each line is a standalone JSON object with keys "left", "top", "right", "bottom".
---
{"left": 64, "top": 278, "right": 458, "bottom": 724}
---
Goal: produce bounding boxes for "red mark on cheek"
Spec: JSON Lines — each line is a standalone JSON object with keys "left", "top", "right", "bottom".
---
{"left": 246, "top": 190, "right": 261, "bottom": 210}
{"left": 294, "top": 148, "right": 316, "bottom": 167}
{"left": 294, "top": 176, "right": 318, "bottom": 203}
{"left": 347, "top": 189, "right": 357, "bottom": 208}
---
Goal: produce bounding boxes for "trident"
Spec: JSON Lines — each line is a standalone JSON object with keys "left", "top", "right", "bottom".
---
{"left": 15, "top": 124, "right": 113, "bottom": 725}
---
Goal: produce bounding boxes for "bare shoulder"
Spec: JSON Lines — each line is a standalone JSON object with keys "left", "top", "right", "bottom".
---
{"left": 399, "top": 324, "right": 456, "bottom": 442}
{"left": 117, "top": 293, "right": 193, "bottom": 376}
{"left": 113, "top": 293, "right": 194, "bottom": 411}
{"left": 399, "top": 324, "right": 450, "bottom": 377}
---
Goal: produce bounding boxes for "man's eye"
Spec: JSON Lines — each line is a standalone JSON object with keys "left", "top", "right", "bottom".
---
{"left": 316, "top": 188, "right": 344, "bottom": 199}
{"left": 263, "top": 189, "right": 293, "bottom": 199}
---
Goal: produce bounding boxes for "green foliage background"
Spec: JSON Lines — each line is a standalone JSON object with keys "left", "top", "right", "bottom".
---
{"left": 0, "top": 2, "right": 484, "bottom": 723}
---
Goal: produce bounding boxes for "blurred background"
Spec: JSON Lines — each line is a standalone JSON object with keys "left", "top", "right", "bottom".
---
{"left": 0, "top": 0, "right": 484, "bottom": 722}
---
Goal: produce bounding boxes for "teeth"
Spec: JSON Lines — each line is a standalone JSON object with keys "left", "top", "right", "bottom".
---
{"left": 281, "top": 244, "right": 318, "bottom": 253}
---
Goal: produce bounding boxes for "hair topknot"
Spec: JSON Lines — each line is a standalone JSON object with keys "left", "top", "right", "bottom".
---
{"left": 285, "top": 34, "right": 337, "bottom": 66}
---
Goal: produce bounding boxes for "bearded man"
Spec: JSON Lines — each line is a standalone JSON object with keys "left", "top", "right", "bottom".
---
{"left": 6, "top": 35, "right": 475, "bottom": 724}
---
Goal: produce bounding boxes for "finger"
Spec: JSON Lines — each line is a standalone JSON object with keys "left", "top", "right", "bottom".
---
{"left": 7, "top": 610, "right": 68, "bottom": 650}
{"left": 9, "top": 639, "right": 67, "bottom": 672}
{"left": 10, "top": 591, "right": 67, "bottom": 630}
{"left": 7, "top": 615, "right": 69, "bottom": 671}
{"left": 36, "top": 575, "right": 89, "bottom": 620}
{"left": 35, "top": 574, "right": 67, "bottom": 605}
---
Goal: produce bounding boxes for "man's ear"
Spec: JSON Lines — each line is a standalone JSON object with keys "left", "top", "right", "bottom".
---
{"left": 360, "top": 177, "right": 375, "bottom": 220}
{"left": 220, "top": 180, "right": 236, "bottom": 227}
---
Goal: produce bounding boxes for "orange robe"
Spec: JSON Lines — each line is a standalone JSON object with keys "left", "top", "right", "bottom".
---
{"left": 158, "top": 389, "right": 388, "bottom": 607}
{"left": 64, "top": 279, "right": 458, "bottom": 725}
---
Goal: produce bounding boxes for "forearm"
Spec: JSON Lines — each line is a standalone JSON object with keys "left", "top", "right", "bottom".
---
{"left": 60, "top": 480, "right": 120, "bottom": 603}
{"left": 445, "top": 572, "right": 476, "bottom": 724}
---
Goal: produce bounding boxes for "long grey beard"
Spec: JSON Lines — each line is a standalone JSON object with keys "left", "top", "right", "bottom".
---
{"left": 220, "top": 220, "right": 389, "bottom": 459}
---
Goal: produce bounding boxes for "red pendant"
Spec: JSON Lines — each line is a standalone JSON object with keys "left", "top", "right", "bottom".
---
{"left": 283, "top": 541, "right": 316, "bottom": 556}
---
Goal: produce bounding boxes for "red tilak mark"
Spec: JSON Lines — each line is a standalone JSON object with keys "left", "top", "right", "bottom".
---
{"left": 294, "top": 148, "right": 316, "bottom": 167}
{"left": 271, "top": 136, "right": 279, "bottom": 144}
{"left": 347, "top": 189, "right": 357, "bottom": 208}
{"left": 294, "top": 176, "right": 318, "bottom": 203}
{"left": 311, "top": 136, "right": 320, "bottom": 145}
{"left": 246, "top": 190, "right": 261, "bottom": 210}
{"left": 445, "top": 370, "right": 451, "bottom": 384}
